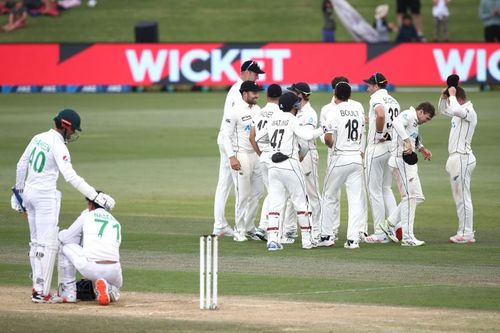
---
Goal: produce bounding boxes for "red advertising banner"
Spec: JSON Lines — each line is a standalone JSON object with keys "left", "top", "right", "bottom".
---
{"left": 0, "top": 43, "right": 498, "bottom": 85}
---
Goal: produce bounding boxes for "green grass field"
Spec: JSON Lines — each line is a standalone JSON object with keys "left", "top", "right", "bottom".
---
{"left": 0, "top": 91, "right": 499, "bottom": 331}
{"left": 0, "top": 0, "right": 484, "bottom": 42}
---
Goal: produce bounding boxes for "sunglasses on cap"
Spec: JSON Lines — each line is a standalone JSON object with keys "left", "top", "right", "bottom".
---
{"left": 244, "top": 60, "right": 257, "bottom": 72}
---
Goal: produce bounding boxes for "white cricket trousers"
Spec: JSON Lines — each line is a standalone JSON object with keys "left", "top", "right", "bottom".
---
{"left": 365, "top": 144, "right": 397, "bottom": 235}
{"left": 23, "top": 187, "right": 61, "bottom": 294}
{"left": 257, "top": 153, "right": 270, "bottom": 231}
{"left": 282, "top": 149, "right": 322, "bottom": 238}
{"left": 231, "top": 151, "right": 263, "bottom": 234}
{"left": 267, "top": 159, "right": 312, "bottom": 244}
{"left": 388, "top": 157, "right": 425, "bottom": 242}
{"left": 321, "top": 154, "right": 368, "bottom": 241}
{"left": 59, "top": 243, "right": 123, "bottom": 289}
{"left": 446, "top": 153, "right": 476, "bottom": 238}
{"left": 213, "top": 144, "right": 233, "bottom": 229}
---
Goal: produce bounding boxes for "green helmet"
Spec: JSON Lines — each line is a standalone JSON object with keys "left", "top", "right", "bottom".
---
{"left": 54, "top": 109, "right": 82, "bottom": 132}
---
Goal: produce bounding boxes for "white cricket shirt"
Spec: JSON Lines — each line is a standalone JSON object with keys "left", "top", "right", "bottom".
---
{"left": 16, "top": 129, "right": 96, "bottom": 199}
{"left": 296, "top": 101, "right": 318, "bottom": 150}
{"left": 217, "top": 79, "right": 243, "bottom": 145}
{"left": 256, "top": 110, "right": 323, "bottom": 167}
{"left": 59, "top": 208, "right": 121, "bottom": 262}
{"left": 254, "top": 102, "right": 280, "bottom": 154}
{"left": 324, "top": 100, "right": 366, "bottom": 155}
{"left": 220, "top": 100, "right": 260, "bottom": 155}
{"left": 390, "top": 107, "right": 422, "bottom": 158}
{"left": 438, "top": 96, "right": 477, "bottom": 155}
{"left": 367, "top": 89, "right": 401, "bottom": 146}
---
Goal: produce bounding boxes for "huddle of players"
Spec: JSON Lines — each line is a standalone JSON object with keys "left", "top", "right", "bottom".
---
{"left": 214, "top": 60, "right": 477, "bottom": 251}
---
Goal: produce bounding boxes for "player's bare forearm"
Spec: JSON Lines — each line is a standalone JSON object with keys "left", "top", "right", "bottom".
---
{"left": 419, "top": 147, "right": 432, "bottom": 161}
{"left": 403, "top": 139, "right": 412, "bottom": 154}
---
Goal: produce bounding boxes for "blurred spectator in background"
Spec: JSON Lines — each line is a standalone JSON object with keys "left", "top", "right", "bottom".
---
{"left": 58, "top": 0, "right": 81, "bottom": 8}
{"left": 396, "top": 0, "right": 425, "bottom": 41}
{"left": 0, "top": 1, "right": 11, "bottom": 14}
{"left": 373, "top": 4, "right": 398, "bottom": 42}
{"left": 479, "top": 0, "right": 500, "bottom": 42}
{"left": 322, "top": 0, "right": 336, "bottom": 42}
{"left": 396, "top": 13, "right": 420, "bottom": 42}
{"left": 40, "top": 0, "right": 59, "bottom": 16}
{"left": 432, "top": 0, "right": 450, "bottom": 41}
{"left": 2, "top": 0, "right": 26, "bottom": 32}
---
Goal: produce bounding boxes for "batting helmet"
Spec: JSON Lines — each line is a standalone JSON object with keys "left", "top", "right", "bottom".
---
{"left": 54, "top": 109, "right": 82, "bottom": 131}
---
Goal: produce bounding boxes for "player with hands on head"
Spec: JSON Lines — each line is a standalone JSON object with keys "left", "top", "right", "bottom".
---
{"left": 256, "top": 92, "right": 324, "bottom": 251}
{"left": 52, "top": 193, "right": 122, "bottom": 306}
{"left": 320, "top": 82, "right": 368, "bottom": 249}
{"left": 380, "top": 102, "right": 435, "bottom": 246}
{"left": 213, "top": 60, "right": 265, "bottom": 238}
{"left": 220, "top": 80, "right": 264, "bottom": 242}
{"left": 438, "top": 82, "right": 478, "bottom": 244}
{"left": 363, "top": 73, "right": 400, "bottom": 244}
{"left": 13, "top": 108, "right": 115, "bottom": 303}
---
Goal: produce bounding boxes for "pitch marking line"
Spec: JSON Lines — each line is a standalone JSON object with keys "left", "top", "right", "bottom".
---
{"left": 265, "top": 284, "right": 440, "bottom": 296}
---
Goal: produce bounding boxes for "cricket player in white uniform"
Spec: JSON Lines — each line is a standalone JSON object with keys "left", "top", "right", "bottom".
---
{"left": 220, "top": 80, "right": 263, "bottom": 241}
{"left": 380, "top": 102, "right": 435, "bottom": 246}
{"left": 282, "top": 82, "right": 322, "bottom": 241}
{"left": 12, "top": 109, "right": 115, "bottom": 303}
{"left": 320, "top": 82, "right": 368, "bottom": 249}
{"left": 249, "top": 84, "right": 282, "bottom": 241}
{"left": 438, "top": 86, "right": 477, "bottom": 244}
{"left": 53, "top": 195, "right": 122, "bottom": 306}
{"left": 317, "top": 76, "right": 363, "bottom": 246}
{"left": 363, "top": 73, "right": 399, "bottom": 243}
{"left": 256, "top": 92, "right": 324, "bottom": 250}
{"left": 213, "top": 60, "right": 264, "bottom": 238}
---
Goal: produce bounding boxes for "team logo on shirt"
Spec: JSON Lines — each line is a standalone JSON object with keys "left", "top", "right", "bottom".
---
{"left": 62, "top": 155, "right": 69, "bottom": 162}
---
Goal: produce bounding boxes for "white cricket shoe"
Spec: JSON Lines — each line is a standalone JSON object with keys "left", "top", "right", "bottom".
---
{"left": 109, "top": 285, "right": 121, "bottom": 302}
{"left": 284, "top": 230, "right": 298, "bottom": 238}
{"left": 280, "top": 236, "right": 295, "bottom": 244}
{"left": 302, "top": 241, "right": 317, "bottom": 249}
{"left": 380, "top": 219, "right": 399, "bottom": 243}
{"left": 87, "top": 0, "right": 97, "bottom": 7}
{"left": 254, "top": 228, "right": 267, "bottom": 241}
{"left": 246, "top": 231, "right": 261, "bottom": 241}
{"left": 267, "top": 241, "right": 283, "bottom": 251}
{"left": 401, "top": 238, "right": 425, "bottom": 247}
{"left": 95, "top": 278, "right": 110, "bottom": 306}
{"left": 50, "top": 283, "right": 77, "bottom": 303}
{"left": 31, "top": 291, "right": 53, "bottom": 304}
{"left": 317, "top": 235, "right": 335, "bottom": 247}
{"left": 449, "top": 235, "right": 476, "bottom": 244}
{"left": 212, "top": 225, "right": 234, "bottom": 237}
{"left": 363, "top": 233, "right": 390, "bottom": 244}
{"left": 344, "top": 240, "right": 360, "bottom": 249}
{"left": 233, "top": 232, "right": 248, "bottom": 242}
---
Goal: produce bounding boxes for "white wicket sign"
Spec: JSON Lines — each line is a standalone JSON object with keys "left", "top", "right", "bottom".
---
{"left": 200, "top": 235, "right": 218, "bottom": 310}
